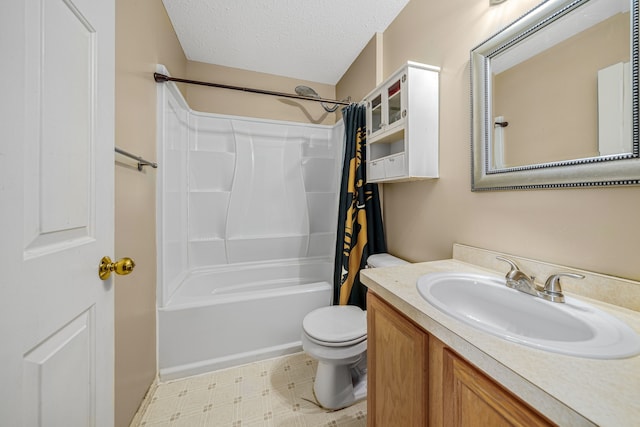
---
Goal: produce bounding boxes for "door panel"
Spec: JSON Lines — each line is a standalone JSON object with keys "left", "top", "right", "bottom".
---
{"left": 24, "top": 0, "right": 95, "bottom": 253}
{"left": 23, "top": 309, "right": 94, "bottom": 426}
{"left": 38, "top": 0, "right": 94, "bottom": 236}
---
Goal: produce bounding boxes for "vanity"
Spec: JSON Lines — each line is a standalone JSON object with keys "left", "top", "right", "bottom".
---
{"left": 361, "top": 244, "right": 640, "bottom": 426}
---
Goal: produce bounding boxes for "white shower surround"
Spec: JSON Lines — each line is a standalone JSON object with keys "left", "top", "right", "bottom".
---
{"left": 156, "top": 66, "right": 343, "bottom": 378}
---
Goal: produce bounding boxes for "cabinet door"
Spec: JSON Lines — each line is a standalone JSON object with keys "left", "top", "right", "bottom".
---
{"left": 367, "top": 293, "right": 429, "bottom": 427}
{"left": 368, "top": 92, "right": 384, "bottom": 136}
{"left": 443, "top": 349, "right": 554, "bottom": 427}
{"left": 385, "top": 74, "right": 405, "bottom": 132}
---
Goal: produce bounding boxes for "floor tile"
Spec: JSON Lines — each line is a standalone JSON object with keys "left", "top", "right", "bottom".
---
{"left": 135, "top": 353, "right": 367, "bottom": 427}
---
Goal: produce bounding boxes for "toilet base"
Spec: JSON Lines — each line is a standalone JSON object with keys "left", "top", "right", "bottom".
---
{"left": 313, "top": 355, "right": 367, "bottom": 410}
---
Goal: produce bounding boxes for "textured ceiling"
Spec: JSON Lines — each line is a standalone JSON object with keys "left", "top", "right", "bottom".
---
{"left": 162, "top": 0, "right": 410, "bottom": 85}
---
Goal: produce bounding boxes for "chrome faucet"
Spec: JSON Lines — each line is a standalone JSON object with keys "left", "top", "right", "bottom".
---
{"left": 496, "top": 256, "right": 584, "bottom": 303}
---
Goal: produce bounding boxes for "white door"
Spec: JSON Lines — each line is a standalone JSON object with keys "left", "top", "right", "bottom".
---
{"left": 0, "top": 0, "right": 115, "bottom": 425}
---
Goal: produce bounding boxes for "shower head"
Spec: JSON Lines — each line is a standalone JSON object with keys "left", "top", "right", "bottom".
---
{"left": 294, "top": 85, "right": 341, "bottom": 113}
{"left": 295, "top": 85, "right": 320, "bottom": 98}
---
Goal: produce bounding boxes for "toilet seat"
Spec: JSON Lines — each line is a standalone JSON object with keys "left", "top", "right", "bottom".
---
{"left": 304, "top": 332, "right": 366, "bottom": 347}
{"left": 303, "top": 306, "right": 367, "bottom": 347}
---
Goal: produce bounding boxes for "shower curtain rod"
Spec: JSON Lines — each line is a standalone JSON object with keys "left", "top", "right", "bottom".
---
{"left": 153, "top": 73, "right": 351, "bottom": 106}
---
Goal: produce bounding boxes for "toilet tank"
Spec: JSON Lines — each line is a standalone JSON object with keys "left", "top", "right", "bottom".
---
{"left": 367, "top": 253, "right": 408, "bottom": 268}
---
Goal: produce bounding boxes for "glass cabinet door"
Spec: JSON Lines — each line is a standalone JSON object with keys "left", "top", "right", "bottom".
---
{"left": 371, "top": 94, "right": 383, "bottom": 134}
{"left": 387, "top": 78, "right": 402, "bottom": 127}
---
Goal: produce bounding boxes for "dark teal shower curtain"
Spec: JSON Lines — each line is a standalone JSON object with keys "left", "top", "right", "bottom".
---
{"left": 333, "top": 104, "right": 386, "bottom": 309}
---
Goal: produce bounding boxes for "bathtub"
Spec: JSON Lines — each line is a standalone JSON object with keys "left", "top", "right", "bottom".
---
{"left": 158, "top": 258, "right": 333, "bottom": 381}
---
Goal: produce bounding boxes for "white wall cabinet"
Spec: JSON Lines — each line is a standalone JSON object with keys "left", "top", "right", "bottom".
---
{"left": 365, "top": 62, "right": 440, "bottom": 183}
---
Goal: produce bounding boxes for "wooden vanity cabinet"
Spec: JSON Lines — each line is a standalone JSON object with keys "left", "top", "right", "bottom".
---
{"left": 367, "top": 291, "right": 429, "bottom": 426}
{"left": 367, "top": 292, "right": 554, "bottom": 427}
{"left": 442, "top": 349, "right": 553, "bottom": 427}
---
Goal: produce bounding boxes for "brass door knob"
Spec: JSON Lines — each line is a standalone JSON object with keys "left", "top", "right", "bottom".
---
{"left": 99, "top": 256, "right": 135, "bottom": 280}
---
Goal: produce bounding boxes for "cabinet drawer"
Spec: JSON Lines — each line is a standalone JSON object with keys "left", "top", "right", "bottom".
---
{"left": 368, "top": 160, "right": 386, "bottom": 181}
{"left": 385, "top": 154, "right": 405, "bottom": 178}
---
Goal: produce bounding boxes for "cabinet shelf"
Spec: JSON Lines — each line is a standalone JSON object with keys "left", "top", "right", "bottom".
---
{"left": 365, "top": 61, "right": 440, "bottom": 183}
{"left": 368, "top": 128, "right": 404, "bottom": 146}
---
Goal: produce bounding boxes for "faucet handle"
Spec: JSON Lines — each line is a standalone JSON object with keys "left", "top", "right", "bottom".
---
{"left": 496, "top": 256, "right": 522, "bottom": 279}
{"left": 542, "top": 273, "right": 585, "bottom": 303}
{"left": 496, "top": 256, "right": 539, "bottom": 295}
{"left": 496, "top": 256, "right": 532, "bottom": 280}
{"left": 496, "top": 256, "right": 519, "bottom": 271}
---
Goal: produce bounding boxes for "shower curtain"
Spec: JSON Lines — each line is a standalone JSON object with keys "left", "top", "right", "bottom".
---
{"left": 333, "top": 104, "right": 386, "bottom": 309}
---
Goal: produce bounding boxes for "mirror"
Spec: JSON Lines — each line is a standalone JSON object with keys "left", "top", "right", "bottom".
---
{"left": 471, "top": 0, "right": 639, "bottom": 190}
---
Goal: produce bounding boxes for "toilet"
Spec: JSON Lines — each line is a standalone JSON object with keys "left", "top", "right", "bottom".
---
{"left": 301, "top": 253, "right": 408, "bottom": 409}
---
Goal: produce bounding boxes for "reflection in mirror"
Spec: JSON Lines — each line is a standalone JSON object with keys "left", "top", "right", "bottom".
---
{"left": 492, "top": 0, "right": 630, "bottom": 169}
{"left": 471, "top": 0, "right": 640, "bottom": 190}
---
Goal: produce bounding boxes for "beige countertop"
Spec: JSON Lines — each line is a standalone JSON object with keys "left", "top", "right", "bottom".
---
{"left": 360, "top": 255, "right": 640, "bottom": 427}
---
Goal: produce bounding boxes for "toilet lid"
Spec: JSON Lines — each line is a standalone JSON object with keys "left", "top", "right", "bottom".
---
{"left": 303, "top": 306, "right": 367, "bottom": 345}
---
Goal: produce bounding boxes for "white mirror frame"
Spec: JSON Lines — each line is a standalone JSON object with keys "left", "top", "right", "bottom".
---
{"left": 471, "top": 0, "right": 639, "bottom": 191}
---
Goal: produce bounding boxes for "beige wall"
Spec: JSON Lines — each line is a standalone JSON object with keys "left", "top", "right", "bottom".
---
{"left": 114, "top": 1, "right": 186, "bottom": 426}
{"left": 186, "top": 61, "right": 338, "bottom": 124}
{"left": 338, "top": 0, "right": 640, "bottom": 282}
{"left": 336, "top": 35, "right": 378, "bottom": 103}
{"left": 494, "top": 12, "right": 629, "bottom": 166}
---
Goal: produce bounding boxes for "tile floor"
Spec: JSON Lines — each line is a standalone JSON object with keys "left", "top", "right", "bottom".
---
{"left": 135, "top": 352, "right": 367, "bottom": 427}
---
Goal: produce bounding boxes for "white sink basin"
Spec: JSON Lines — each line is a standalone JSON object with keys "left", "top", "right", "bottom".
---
{"left": 416, "top": 272, "right": 640, "bottom": 359}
